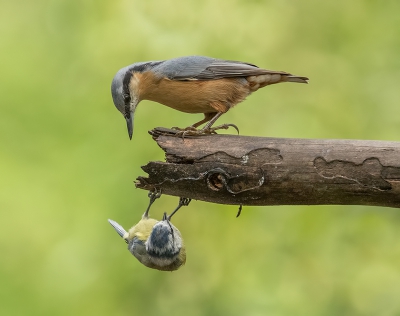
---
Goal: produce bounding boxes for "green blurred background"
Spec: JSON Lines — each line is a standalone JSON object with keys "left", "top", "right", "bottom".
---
{"left": 2, "top": 0, "right": 400, "bottom": 315}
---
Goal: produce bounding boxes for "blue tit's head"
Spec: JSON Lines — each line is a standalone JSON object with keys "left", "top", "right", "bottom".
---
{"left": 145, "top": 213, "right": 184, "bottom": 268}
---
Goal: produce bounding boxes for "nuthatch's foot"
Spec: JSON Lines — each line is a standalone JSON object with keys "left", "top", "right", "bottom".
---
{"left": 171, "top": 126, "right": 197, "bottom": 132}
{"left": 171, "top": 126, "right": 197, "bottom": 138}
{"left": 202, "top": 123, "right": 240, "bottom": 135}
{"left": 168, "top": 197, "right": 192, "bottom": 220}
{"left": 172, "top": 124, "right": 240, "bottom": 138}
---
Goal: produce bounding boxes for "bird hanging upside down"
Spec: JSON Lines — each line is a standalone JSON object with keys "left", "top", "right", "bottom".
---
{"left": 108, "top": 191, "right": 191, "bottom": 271}
{"left": 111, "top": 55, "right": 309, "bottom": 139}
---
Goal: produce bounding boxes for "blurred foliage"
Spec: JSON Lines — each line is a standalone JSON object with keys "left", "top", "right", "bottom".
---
{"left": 1, "top": 0, "right": 400, "bottom": 315}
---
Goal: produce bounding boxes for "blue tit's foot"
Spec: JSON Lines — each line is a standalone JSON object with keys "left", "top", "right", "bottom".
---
{"left": 168, "top": 197, "right": 192, "bottom": 220}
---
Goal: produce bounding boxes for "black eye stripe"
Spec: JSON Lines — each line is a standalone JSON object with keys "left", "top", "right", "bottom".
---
{"left": 121, "top": 61, "right": 164, "bottom": 113}
{"left": 122, "top": 69, "right": 134, "bottom": 107}
{"left": 123, "top": 94, "right": 131, "bottom": 115}
{"left": 122, "top": 70, "right": 133, "bottom": 117}
{"left": 124, "top": 105, "right": 131, "bottom": 118}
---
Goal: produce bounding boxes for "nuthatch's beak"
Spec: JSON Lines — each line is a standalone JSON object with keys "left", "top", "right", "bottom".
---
{"left": 108, "top": 219, "right": 128, "bottom": 240}
{"left": 126, "top": 111, "right": 134, "bottom": 140}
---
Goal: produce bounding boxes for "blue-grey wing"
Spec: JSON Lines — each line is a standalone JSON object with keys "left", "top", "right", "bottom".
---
{"left": 151, "top": 56, "right": 289, "bottom": 80}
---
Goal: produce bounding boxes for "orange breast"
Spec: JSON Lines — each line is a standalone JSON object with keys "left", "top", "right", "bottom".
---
{"left": 133, "top": 71, "right": 251, "bottom": 114}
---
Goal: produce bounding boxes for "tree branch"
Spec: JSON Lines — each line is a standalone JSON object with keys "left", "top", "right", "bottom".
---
{"left": 135, "top": 127, "right": 400, "bottom": 208}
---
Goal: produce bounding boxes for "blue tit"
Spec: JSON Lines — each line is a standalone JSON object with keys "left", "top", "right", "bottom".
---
{"left": 108, "top": 192, "right": 191, "bottom": 271}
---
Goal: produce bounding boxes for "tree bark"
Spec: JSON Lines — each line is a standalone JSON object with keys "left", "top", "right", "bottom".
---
{"left": 135, "top": 127, "right": 400, "bottom": 208}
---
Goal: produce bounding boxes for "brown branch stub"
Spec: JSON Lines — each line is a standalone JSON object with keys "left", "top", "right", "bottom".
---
{"left": 135, "top": 127, "right": 400, "bottom": 208}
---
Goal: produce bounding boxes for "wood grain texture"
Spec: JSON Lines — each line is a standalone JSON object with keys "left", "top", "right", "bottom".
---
{"left": 135, "top": 128, "right": 400, "bottom": 208}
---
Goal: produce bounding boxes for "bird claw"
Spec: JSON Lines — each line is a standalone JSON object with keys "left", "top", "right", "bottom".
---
{"left": 172, "top": 124, "right": 240, "bottom": 139}
{"left": 179, "top": 197, "right": 192, "bottom": 207}
{"left": 144, "top": 188, "right": 162, "bottom": 219}
{"left": 171, "top": 126, "right": 199, "bottom": 139}
{"left": 171, "top": 126, "right": 197, "bottom": 132}
{"left": 148, "top": 188, "right": 162, "bottom": 203}
{"left": 206, "top": 123, "right": 240, "bottom": 135}
{"left": 168, "top": 197, "right": 192, "bottom": 220}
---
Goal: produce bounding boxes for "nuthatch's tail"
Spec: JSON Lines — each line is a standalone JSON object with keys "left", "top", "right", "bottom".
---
{"left": 286, "top": 75, "right": 309, "bottom": 84}
{"left": 247, "top": 73, "right": 308, "bottom": 91}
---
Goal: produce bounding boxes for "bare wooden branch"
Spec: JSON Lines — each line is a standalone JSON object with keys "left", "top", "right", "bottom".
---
{"left": 135, "top": 127, "right": 400, "bottom": 208}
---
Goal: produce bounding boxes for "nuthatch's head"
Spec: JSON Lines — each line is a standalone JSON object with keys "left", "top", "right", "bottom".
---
{"left": 111, "top": 65, "right": 137, "bottom": 140}
{"left": 108, "top": 205, "right": 186, "bottom": 271}
{"left": 111, "top": 61, "right": 162, "bottom": 139}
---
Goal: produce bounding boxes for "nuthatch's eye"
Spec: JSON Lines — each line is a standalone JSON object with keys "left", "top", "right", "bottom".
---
{"left": 123, "top": 93, "right": 130, "bottom": 103}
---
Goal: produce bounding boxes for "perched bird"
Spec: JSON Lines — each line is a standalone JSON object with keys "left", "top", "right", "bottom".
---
{"left": 111, "top": 55, "right": 309, "bottom": 139}
{"left": 108, "top": 191, "right": 191, "bottom": 271}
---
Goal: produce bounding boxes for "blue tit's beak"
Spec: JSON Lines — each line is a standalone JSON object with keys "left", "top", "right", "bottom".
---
{"left": 126, "top": 112, "right": 133, "bottom": 140}
{"left": 108, "top": 219, "right": 128, "bottom": 240}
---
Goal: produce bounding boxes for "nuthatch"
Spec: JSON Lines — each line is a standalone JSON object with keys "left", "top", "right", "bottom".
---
{"left": 108, "top": 191, "right": 191, "bottom": 271}
{"left": 111, "top": 55, "right": 309, "bottom": 139}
